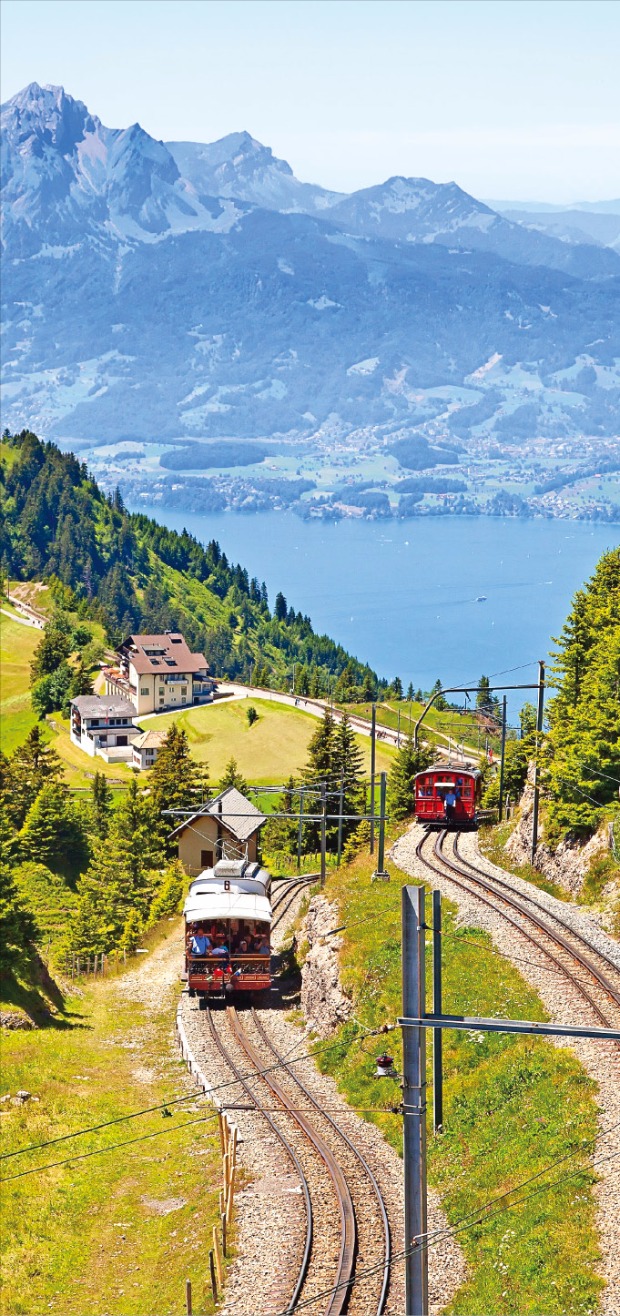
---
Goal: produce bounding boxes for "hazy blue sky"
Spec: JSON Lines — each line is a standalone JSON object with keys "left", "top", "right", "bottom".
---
{"left": 2, "top": 0, "right": 618, "bottom": 201}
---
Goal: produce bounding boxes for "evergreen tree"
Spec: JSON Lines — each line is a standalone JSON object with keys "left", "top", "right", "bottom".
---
{"left": 546, "top": 548, "right": 620, "bottom": 841}
{"left": 219, "top": 757, "right": 248, "bottom": 794}
{"left": 407, "top": 682, "right": 415, "bottom": 702}
{"left": 90, "top": 772, "right": 112, "bottom": 839}
{"left": 389, "top": 736, "right": 433, "bottom": 821}
{"left": 69, "top": 655, "right": 93, "bottom": 700}
{"left": 274, "top": 592, "right": 288, "bottom": 622}
{"left": 476, "top": 675, "right": 492, "bottom": 712}
{"left": 30, "top": 619, "right": 72, "bottom": 681}
{"left": 19, "top": 782, "right": 89, "bottom": 876}
{"left": 391, "top": 676, "right": 403, "bottom": 700}
{"left": 9, "top": 728, "right": 63, "bottom": 828}
{"left": 264, "top": 776, "right": 298, "bottom": 857}
{"left": 147, "top": 859, "right": 185, "bottom": 927}
{"left": 69, "top": 779, "right": 164, "bottom": 954}
{"left": 302, "top": 710, "right": 336, "bottom": 850}
{"left": 519, "top": 702, "right": 537, "bottom": 739}
{"left": 431, "top": 679, "right": 448, "bottom": 712}
{"left": 149, "top": 724, "right": 199, "bottom": 818}
{"left": 0, "top": 860, "right": 39, "bottom": 971}
{"left": 332, "top": 713, "right": 365, "bottom": 846}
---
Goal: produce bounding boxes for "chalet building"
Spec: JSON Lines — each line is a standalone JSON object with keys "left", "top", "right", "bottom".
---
{"left": 131, "top": 729, "right": 166, "bottom": 771}
{"left": 103, "top": 632, "right": 215, "bottom": 716}
{"left": 70, "top": 696, "right": 140, "bottom": 763}
{"left": 170, "top": 787, "right": 266, "bottom": 876}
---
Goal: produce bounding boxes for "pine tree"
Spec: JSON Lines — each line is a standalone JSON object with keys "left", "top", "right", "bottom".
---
{"left": 219, "top": 757, "right": 248, "bottom": 794}
{"left": 0, "top": 860, "right": 39, "bottom": 971}
{"left": 149, "top": 724, "right": 199, "bottom": 818}
{"left": 69, "top": 779, "right": 164, "bottom": 954}
{"left": 90, "top": 772, "right": 112, "bottom": 839}
{"left": 389, "top": 736, "right": 433, "bottom": 821}
{"left": 332, "top": 713, "right": 365, "bottom": 846}
{"left": 147, "top": 859, "right": 185, "bottom": 927}
{"left": 19, "top": 781, "right": 89, "bottom": 875}
{"left": 9, "top": 730, "right": 64, "bottom": 828}
{"left": 69, "top": 655, "right": 93, "bottom": 700}
{"left": 302, "top": 710, "right": 336, "bottom": 850}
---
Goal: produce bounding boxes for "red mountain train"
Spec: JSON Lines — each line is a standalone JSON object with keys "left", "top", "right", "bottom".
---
{"left": 414, "top": 764, "right": 482, "bottom": 828}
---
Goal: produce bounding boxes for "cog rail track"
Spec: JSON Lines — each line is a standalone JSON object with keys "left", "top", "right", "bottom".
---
{"left": 416, "top": 829, "right": 620, "bottom": 1034}
{"left": 249, "top": 1008, "right": 391, "bottom": 1316}
{"left": 205, "top": 1007, "right": 313, "bottom": 1316}
{"left": 208, "top": 1004, "right": 368, "bottom": 1316}
{"left": 271, "top": 875, "right": 319, "bottom": 933}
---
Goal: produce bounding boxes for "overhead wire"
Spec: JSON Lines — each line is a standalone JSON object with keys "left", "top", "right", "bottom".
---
{"left": 1, "top": 1020, "right": 384, "bottom": 1165}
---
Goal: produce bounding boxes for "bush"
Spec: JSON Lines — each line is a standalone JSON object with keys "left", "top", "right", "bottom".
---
{"left": 147, "top": 860, "right": 185, "bottom": 927}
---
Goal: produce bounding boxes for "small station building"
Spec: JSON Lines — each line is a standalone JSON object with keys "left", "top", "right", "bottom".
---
{"left": 170, "top": 786, "right": 266, "bottom": 876}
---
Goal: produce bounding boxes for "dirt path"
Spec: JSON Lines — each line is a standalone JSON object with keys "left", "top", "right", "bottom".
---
{"left": 112, "top": 921, "right": 184, "bottom": 1012}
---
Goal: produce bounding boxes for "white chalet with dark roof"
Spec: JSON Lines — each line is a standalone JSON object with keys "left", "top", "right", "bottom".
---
{"left": 103, "top": 632, "right": 215, "bottom": 715}
{"left": 70, "top": 696, "right": 139, "bottom": 762}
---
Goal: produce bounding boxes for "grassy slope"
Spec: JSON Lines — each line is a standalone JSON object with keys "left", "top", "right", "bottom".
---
{"left": 343, "top": 698, "right": 496, "bottom": 758}
{"left": 0, "top": 614, "right": 40, "bottom": 753}
{"left": 1, "top": 925, "right": 224, "bottom": 1316}
{"left": 313, "top": 839, "right": 601, "bottom": 1315}
{"left": 150, "top": 696, "right": 395, "bottom": 785}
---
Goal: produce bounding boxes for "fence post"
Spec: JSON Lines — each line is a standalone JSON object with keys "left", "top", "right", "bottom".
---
{"left": 213, "top": 1225, "right": 224, "bottom": 1289}
{"left": 209, "top": 1250, "right": 218, "bottom": 1301}
{"left": 185, "top": 1278, "right": 192, "bottom": 1316}
{"left": 221, "top": 1210, "right": 227, "bottom": 1257}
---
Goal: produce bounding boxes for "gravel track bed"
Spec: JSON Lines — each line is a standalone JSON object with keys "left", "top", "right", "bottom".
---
{"left": 243, "top": 1006, "right": 387, "bottom": 1316}
{"left": 180, "top": 994, "right": 307, "bottom": 1316}
{"left": 392, "top": 824, "right": 620, "bottom": 1314}
{"left": 465, "top": 833, "right": 620, "bottom": 978}
{"left": 214, "top": 1006, "right": 345, "bottom": 1315}
{"left": 179, "top": 878, "right": 465, "bottom": 1314}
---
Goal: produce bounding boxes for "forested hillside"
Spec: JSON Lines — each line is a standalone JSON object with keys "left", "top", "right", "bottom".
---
{"left": 0, "top": 430, "right": 380, "bottom": 694}
{"left": 546, "top": 546, "right": 620, "bottom": 841}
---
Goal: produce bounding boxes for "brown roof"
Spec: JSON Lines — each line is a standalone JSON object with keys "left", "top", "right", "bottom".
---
{"left": 133, "top": 730, "right": 167, "bottom": 750}
{"left": 169, "top": 787, "right": 266, "bottom": 844}
{"left": 121, "top": 633, "right": 209, "bottom": 676}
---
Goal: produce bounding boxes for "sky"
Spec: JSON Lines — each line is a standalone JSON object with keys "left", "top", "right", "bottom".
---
{"left": 1, "top": 0, "right": 618, "bottom": 202}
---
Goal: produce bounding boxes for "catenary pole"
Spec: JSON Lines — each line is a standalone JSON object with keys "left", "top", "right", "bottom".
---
{"left": 337, "top": 772, "right": 344, "bottom": 866}
{"left": 320, "top": 781, "right": 327, "bottom": 886}
{"left": 402, "top": 885, "right": 429, "bottom": 1316}
{"left": 530, "top": 661, "right": 546, "bottom": 863}
{"left": 370, "top": 704, "right": 377, "bottom": 854}
{"left": 432, "top": 890, "right": 443, "bottom": 1132}
{"left": 498, "top": 695, "right": 507, "bottom": 822}
{"left": 297, "top": 786, "right": 305, "bottom": 872}
{"left": 373, "top": 772, "right": 389, "bottom": 880}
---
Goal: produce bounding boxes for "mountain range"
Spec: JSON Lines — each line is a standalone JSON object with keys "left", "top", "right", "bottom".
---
{"left": 2, "top": 82, "right": 619, "bottom": 453}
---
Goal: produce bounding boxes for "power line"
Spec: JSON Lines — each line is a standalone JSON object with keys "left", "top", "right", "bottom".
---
{"left": 1, "top": 1112, "right": 219, "bottom": 1183}
{"left": 2, "top": 1022, "right": 381, "bottom": 1164}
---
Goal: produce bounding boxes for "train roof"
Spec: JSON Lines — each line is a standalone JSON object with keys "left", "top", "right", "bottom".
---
{"left": 416, "top": 763, "right": 481, "bottom": 778}
{"left": 184, "top": 890, "right": 272, "bottom": 924}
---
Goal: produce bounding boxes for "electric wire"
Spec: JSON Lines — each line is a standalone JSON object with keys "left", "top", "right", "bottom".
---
{"left": 1, "top": 1022, "right": 382, "bottom": 1163}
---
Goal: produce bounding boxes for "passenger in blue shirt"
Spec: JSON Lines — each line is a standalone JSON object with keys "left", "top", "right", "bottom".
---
{"left": 190, "top": 929, "right": 211, "bottom": 956}
{"left": 444, "top": 790, "right": 457, "bottom": 824}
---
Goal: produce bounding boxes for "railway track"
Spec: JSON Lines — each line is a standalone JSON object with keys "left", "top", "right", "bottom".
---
{"left": 271, "top": 875, "right": 319, "bottom": 934}
{"left": 416, "top": 828, "right": 620, "bottom": 1034}
{"left": 206, "top": 1003, "right": 391, "bottom": 1315}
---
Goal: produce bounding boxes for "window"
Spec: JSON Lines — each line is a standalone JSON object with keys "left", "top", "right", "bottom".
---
{"left": 140, "top": 687, "right": 149, "bottom": 696}
{"left": 181, "top": 698, "right": 186, "bottom": 704}
{"left": 181, "top": 686, "right": 187, "bottom": 695}
{"left": 201, "top": 849, "right": 214, "bottom": 869}
{"left": 159, "top": 688, "right": 165, "bottom": 696}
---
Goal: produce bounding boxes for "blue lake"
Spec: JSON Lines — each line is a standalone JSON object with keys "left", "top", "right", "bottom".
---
{"left": 132, "top": 506, "right": 618, "bottom": 719}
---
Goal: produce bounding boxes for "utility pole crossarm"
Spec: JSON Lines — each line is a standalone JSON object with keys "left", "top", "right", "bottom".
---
{"left": 398, "top": 1014, "right": 620, "bottom": 1042}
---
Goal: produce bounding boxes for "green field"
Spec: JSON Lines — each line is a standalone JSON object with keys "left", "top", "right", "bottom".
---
{"left": 150, "top": 696, "right": 395, "bottom": 786}
{"left": 0, "top": 614, "right": 40, "bottom": 754}
{"left": 1, "top": 926, "right": 223, "bottom": 1316}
